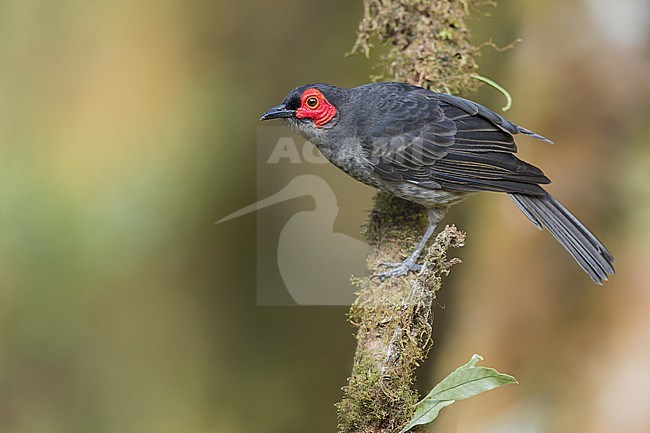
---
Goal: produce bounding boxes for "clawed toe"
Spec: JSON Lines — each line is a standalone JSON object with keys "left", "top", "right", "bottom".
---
{"left": 374, "top": 260, "right": 422, "bottom": 279}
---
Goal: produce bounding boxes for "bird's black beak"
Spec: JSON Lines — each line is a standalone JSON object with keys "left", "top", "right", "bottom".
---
{"left": 260, "top": 104, "right": 295, "bottom": 121}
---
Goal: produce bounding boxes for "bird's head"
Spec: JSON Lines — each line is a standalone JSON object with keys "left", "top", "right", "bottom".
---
{"left": 260, "top": 84, "right": 345, "bottom": 137}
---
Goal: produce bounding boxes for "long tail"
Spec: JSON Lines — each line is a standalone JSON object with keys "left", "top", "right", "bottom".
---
{"left": 509, "top": 192, "right": 614, "bottom": 284}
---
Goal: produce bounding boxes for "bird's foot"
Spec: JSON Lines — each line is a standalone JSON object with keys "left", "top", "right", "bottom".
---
{"left": 375, "top": 260, "right": 422, "bottom": 280}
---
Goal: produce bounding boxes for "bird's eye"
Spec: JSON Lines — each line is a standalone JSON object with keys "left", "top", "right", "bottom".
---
{"left": 305, "top": 96, "right": 319, "bottom": 109}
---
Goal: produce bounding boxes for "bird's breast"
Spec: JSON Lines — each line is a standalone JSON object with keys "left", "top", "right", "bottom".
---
{"left": 314, "top": 138, "right": 467, "bottom": 208}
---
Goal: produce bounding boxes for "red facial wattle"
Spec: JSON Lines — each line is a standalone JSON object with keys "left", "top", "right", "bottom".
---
{"left": 295, "top": 88, "right": 337, "bottom": 128}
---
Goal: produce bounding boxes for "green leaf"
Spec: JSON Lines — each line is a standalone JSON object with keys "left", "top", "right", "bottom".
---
{"left": 399, "top": 354, "right": 517, "bottom": 433}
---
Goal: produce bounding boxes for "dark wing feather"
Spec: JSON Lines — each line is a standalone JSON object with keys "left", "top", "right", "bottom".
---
{"left": 360, "top": 85, "right": 552, "bottom": 195}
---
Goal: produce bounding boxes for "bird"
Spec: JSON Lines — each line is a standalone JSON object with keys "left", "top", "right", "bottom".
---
{"left": 259, "top": 82, "right": 614, "bottom": 283}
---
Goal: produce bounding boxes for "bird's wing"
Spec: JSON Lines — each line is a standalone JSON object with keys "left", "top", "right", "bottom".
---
{"left": 361, "top": 89, "right": 552, "bottom": 195}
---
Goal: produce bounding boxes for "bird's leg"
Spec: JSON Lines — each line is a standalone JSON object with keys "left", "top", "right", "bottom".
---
{"left": 375, "top": 209, "right": 439, "bottom": 279}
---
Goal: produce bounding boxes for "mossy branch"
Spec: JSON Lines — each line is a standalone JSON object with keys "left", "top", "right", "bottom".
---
{"left": 337, "top": 195, "right": 465, "bottom": 433}
{"left": 352, "top": 0, "right": 496, "bottom": 95}
{"left": 337, "top": 1, "right": 497, "bottom": 432}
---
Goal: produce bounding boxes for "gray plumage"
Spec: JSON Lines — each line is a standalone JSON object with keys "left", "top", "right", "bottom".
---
{"left": 261, "top": 82, "right": 614, "bottom": 283}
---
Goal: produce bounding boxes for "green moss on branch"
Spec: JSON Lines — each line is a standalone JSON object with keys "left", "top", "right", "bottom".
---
{"left": 352, "top": 0, "right": 497, "bottom": 95}
{"left": 337, "top": 195, "right": 465, "bottom": 433}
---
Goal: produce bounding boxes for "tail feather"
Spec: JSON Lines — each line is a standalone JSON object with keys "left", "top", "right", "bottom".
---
{"left": 509, "top": 192, "right": 614, "bottom": 284}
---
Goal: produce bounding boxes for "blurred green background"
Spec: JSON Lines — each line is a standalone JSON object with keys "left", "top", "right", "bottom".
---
{"left": 0, "top": 0, "right": 649, "bottom": 432}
